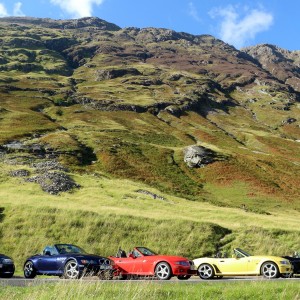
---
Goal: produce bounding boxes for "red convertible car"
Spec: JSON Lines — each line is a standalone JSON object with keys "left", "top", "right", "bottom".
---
{"left": 109, "top": 246, "right": 196, "bottom": 280}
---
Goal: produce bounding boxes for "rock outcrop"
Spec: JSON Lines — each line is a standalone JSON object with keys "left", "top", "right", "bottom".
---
{"left": 183, "top": 145, "right": 216, "bottom": 168}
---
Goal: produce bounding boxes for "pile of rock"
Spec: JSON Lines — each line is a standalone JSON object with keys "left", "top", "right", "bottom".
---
{"left": 26, "top": 171, "right": 80, "bottom": 195}
{"left": 33, "top": 160, "right": 68, "bottom": 172}
{"left": 135, "top": 189, "right": 166, "bottom": 201}
{"left": 9, "top": 169, "right": 30, "bottom": 177}
{"left": 2, "top": 138, "right": 80, "bottom": 195}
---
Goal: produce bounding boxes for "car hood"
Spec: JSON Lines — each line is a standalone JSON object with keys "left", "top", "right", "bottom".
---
{"left": 155, "top": 255, "right": 190, "bottom": 261}
{"left": 250, "top": 255, "right": 290, "bottom": 262}
{"left": 65, "top": 254, "right": 111, "bottom": 261}
{"left": 282, "top": 256, "right": 300, "bottom": 262}
{"left": 194, "top": 255, "right": 290, "bottom": 262}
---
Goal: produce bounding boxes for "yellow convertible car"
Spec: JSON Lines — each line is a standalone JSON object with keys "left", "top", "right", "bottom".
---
{"left": 193, "top": 248, "right": 293, "bottom": 279}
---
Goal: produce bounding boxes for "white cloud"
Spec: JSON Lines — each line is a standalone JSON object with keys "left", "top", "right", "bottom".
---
{"left": 0, "top": 2, "right": 25, "bottom": 17}
{"left": 210, "top": 5, "right": 273, "bottom": 49}
{"left": 188, "top": 2, "right": 201, "bottom": 22}
{"left": 13, "top": 2, "right": 25, "bottom": 16}
{"left": 0, "top": 3, "right": 9, "bottom": 17}
{"left": 50, "top": 0, "right": 104, "bottom": 18}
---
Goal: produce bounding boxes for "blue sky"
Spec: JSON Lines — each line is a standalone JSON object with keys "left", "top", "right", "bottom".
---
{"left": 0, "top": 0, "right": 299, "bottom": 50}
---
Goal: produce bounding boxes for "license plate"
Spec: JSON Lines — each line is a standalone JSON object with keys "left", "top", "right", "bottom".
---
{"left": 100, "top": 265, "right": 112, "bottom": 270}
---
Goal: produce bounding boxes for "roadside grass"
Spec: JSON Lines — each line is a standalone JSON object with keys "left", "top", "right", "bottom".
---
{"left": 0, "top": 280, "right": 299, "bottom": 300}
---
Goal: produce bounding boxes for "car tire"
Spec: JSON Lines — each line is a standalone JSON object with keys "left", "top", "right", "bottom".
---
{"left": 198, "top": 263, "right": 215, "bottom": 280}
{"left": 98, "top": 270, "right": 114, "bottom": 280}
{"left": 24, "top": 261, "right": 37, "bottom": 279}
{"left": 177, "top": 275, "right": 191, "bottom": 280}
{"left": 261, "top": 261, "right": 279, "bottom": 279}
{"left": 118, "top": 274, "right": 128, "bottom": 280}
{"left": 63, "top": 260, "right": 81, "bottom": 279}
{"left": 155, "top": 262, "right": 172, "bottom": 280}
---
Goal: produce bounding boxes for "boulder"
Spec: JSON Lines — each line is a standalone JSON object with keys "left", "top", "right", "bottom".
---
{"left": 183, "top": 145, "right": 215, "bottom": 168}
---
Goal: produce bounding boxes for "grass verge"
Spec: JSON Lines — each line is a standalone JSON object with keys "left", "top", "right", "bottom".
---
{"left": 0, "top": 280, "right": 299, "bottom": 300}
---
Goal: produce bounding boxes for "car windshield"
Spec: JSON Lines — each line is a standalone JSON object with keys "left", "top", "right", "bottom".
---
{"left": 55, "top": 244, "right": 86, "bottom": 254}
{"left": 136, "top": 247, "right": 157, "bottom": 256}
{"left": 235, "top": 248, "right": 251, "bottom": 257}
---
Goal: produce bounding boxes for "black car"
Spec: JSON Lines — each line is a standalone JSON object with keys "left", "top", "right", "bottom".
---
{"left": 23, "top": 244, "right": 114, "bottom": 279}
{"left": 0, "top": 254, "right": 15, "bottom": 278}
{"left": 282, "top": 252, "right": 300, "bottom": 276}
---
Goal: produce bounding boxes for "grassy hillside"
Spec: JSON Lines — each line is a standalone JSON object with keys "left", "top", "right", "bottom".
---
{"left": 0, "top": 17, "right": 299, "bottom": 270}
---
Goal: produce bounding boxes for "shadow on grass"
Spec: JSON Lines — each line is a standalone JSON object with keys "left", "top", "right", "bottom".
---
{"left": 0, "top": 207, "right": 4, "bottom": 223}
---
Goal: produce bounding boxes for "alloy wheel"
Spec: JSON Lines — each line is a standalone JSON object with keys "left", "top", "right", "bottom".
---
{"left": 64, "top": 260, "right": 80, "bottom": 279}
{"left": 155, "top": 262, "right": 171, "bottom": 280}
{"left": 198, "top": 264, "right": 214, "bottom": 279}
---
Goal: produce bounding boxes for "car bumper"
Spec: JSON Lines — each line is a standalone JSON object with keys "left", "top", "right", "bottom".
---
{"left": 278, "top": 265, "right": 293, "bottom": 274}
{"left": 78, "top": 264, "right": 114, "bottom": 275}
{"left": 171, "top": 266, "right": 197, "bottom": 276}
{"left": 0, "top": 264, "right": 15, "bottom": 276}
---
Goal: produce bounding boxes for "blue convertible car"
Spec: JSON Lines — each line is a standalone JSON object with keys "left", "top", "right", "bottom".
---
{"left": 23, "top": 244, "right": 114, "bottom": 279}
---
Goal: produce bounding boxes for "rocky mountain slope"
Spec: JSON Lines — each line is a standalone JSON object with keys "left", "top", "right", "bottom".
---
{"left": 0, "top": 16, "right": 299, "bottom": 211}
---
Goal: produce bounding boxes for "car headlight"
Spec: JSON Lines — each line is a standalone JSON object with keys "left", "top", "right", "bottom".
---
{"left": 81, "top": 259, "right": 96, "bottom": 264}
{"left": 280, "top": 260, "right": 290, "bottom": 265}
{"left": 174, "top": 261, "right": 190, "bottom": 266}
{"left": 99, "top": 259, "right": 111, "bottom": 265}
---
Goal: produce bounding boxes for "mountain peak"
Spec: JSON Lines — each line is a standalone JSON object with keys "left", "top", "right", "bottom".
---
{"left": 0, "top": 16, "right": 120, "bottom": 31}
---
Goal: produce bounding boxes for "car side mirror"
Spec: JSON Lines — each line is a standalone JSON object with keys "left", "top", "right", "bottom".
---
{"left": 44, "top": 250, "right": 51, "bottom": 256}
{"left": 128, "top": 253, "right": 135, "bottom": 259}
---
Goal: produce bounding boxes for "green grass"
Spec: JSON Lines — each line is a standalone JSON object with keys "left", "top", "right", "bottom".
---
{"left": 0, "top": 281, "right": 299, "bottom": 300}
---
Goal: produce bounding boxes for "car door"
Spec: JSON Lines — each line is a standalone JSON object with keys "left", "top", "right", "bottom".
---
{"left": 216, "top": 257, "right": 249, "bottom": 274}
{"left": 37, "top": 246, "right": 59, "bottom": 274}
{"left": 114, "top": 257, "right": 136, "bottom": 274}
{"left": 246, "top": 257, "right": 262, "bottom": 274}
{"left": 37, "top": 255, "right": 58, "bottom": 273}
{"left": 131, "top": 256, "right": 149, "bottom": 274}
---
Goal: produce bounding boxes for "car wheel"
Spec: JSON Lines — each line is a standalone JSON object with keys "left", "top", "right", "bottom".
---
{"left": 198, "top": 263, "right": 215, "bottom": 280}
{"left": 261, "top": 261, "right": 279, "bottom": 279}
{"left": 155, "top": 262, "right": 172, "bottom": 280}
{"left": 118, "top": 274, "right": 128, "bottom": 280}
{"left": 177, "top": 275, "right": 191, "bottom": 280}
{"left": 63, "top": 260, "right": 81, "bottom": 279}
{"left": 24, "top": 261, "right": 36, "bottom": 279}
{"left": 98, "top": 270, "right": 114, "bottom": 280}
